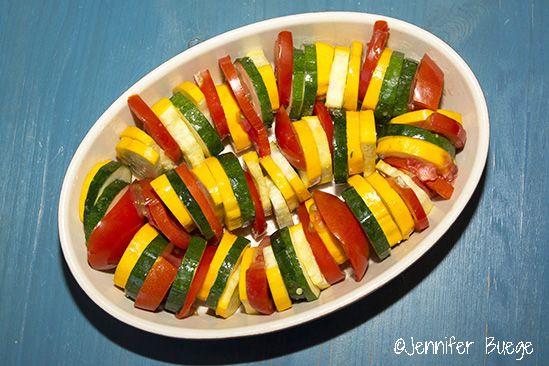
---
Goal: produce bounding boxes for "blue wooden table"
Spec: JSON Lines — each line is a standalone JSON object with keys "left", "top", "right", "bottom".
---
{"left": 1, "top": 0, "right": 547, "bottom": 365}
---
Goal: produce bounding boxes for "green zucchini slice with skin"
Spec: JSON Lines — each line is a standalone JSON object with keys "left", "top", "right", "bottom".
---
{"left": 217, "top": 152, "right": 256, "bottom": 228}
{"left": 379, "top": 124, "right": 456, "bottom": 158}
{"left": 83, "top": 161, "right": 132, "bottom": 226}
{"left": 341, "top": 186, "right": 391, "bottom": 260}
{"left": 235, "top": 57, "right": 274, "bottom": 128}
{"left": 270, "top": 227, "right": 320, "bottom": 302}
{"left": 84, "top": 179, "right": 129, "bottom": 241}
{"left": 301, "top": 43, "right": 318, "bottom": 117}
{"left": 164, "top": 236, "right": 207, "bottom": 313}
{"left": 288, "top": 48, "right": 305, "bottom": 120}
{"left": 331, "top": 108, "right": 348, "bottom": 184}
{"left": 124, "top": 233, "right": 170, "bottom": 300}
{"left": 165, "top": 169, "right": 214, "bottom": 240}
{"left": 170, "top": 92, "right": 224, "bottom": 156}
{"left": 205, "top": 236, "right": 250, "bottom": 310}
{"left": 392, "top": 58, "right": 419, "bottom": 118}
{"left": 374, "top": 51, "right": 405, "bottom": 127}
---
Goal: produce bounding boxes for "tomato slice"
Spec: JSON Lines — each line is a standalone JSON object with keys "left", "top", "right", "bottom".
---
{"left": 194, "top": 69, "right": 230, "bottom": 139}
{"left": 87, "top": 182, "right": 147, "bottom": 270}
{"left": 386, "top": 176, "right": 429, "bottom": 232}
{"left": 139, "top": 179, "right": 192, "bottom": 249}
{"left": 243, "top": 170, "right": 267, "bottom": 239}
{"left": 423, "top": 111, "right": 467, "bottom": 150}
{"left": 424, "top": 178, "right": 454, "bottom": 200}
{"left": 127, "top": 94, "right": 182, "bottom": 163}
{"left": 313, "top": 190, "right": 369, "bottom": 281}
{"left": 275, "top": 31, "right": 294, "bottom": 107}
{"left": 246, "top": 237, "right": 276, "bottom": 315}
{"left": 175, "top": 245, "right": 217, "bottom": 319}
{"left": 383, "top": 155, "right": 457, "bottom": 183}
{"left": 313, "top": 101, "right": 334, "bottom": 155}
{"left": 296, "top": 203, "right": 345, "bottom": 285}
{"left": 134, "top": 243, "right": 184, "bottom": 311}
{"left": 274, "top": 106, "right": 307, "bottom": 170}
{"left": 175, "top": 164, "right": 224, "bottom": 245}
{"left": 408, "top": 54, "right": 444, "bottom": 111}
{"left": 358, "top": 20, "right": 390, "bottom": 102}
{"left": 219, "top": 55, "right": 270, "bottom": 157}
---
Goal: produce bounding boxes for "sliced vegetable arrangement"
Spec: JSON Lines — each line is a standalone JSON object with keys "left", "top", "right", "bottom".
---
{"left": 80, "top": 20, "right": 468, "bottom": 320}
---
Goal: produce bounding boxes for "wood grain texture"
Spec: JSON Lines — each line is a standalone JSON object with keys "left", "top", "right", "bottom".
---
{"left": 1, "top": 0, "right": 547, "bottom": 365}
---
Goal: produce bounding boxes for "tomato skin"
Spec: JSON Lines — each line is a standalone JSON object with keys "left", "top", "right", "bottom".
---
{"left": 175, "top": 164, "right": 223, "bottom": 245}
{"left": 127, "top": 94, "right": 182, "bottom": 163}
{"left": 244, "top": 170, "right": 267, "bottom": 239}
{"left": 139, "top": 179, "right": 192, "bottom": 249}
{"left": 424, "top": 112, "right": 467, "bottom": 150}
{"left": 313, "top": 101, "right": 334, "bottom": 155}
{"left": 134, "top": 244, "right": 184, "bottom": 311}
{"left": 408, "top": 54, "right": 444, "bottom": 111}
{"left": 275, "top": 31, "right": 293, "bottom": 107}
{"left": 274, "top": 106, "right": 307, "bottom": 171}
{"left": 219, "top": 55, "right": 270, "bottom": 157}
{"left": 87, "top": 182, "right": 147, "bottom": 270}
{"left": 386, "top": 176, "right": 429, "bottom": 231}
{"left": 175, "top": 246, "right": 217, "bottom": 319}
{"left": 194, "top": 69, "right": 230, "bottom": 139}
{"left": 296, "top": 203, "right": 345, "bottom": 285}
{"left": 246, "top": 237, "right": 276, "bottom": 315}
{"left": 358, "top": 20, "right": 390, "bottom": 102}
{"left": 313, "top": 190, "right": 369, "bottom": 281}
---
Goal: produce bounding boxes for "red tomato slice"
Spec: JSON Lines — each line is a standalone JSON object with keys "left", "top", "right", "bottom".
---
{"left": 386, "top": 176, "right": 429, "bottom": 232}
{"left": 274, "top": 106, "right": 307, "bottom": 171}
{"left": 358, "top": 20, "right": 390, "bottom": 102}
{"left": 313, "top": 101, "right": 334, "bottom": 155}
{"left": 139, "top": 179, "right": 192, "bottom": 249}
{"left": 219, "top": 55, "right": 270, "bottom": 157}
{"left": 423, "top": 112, "right": 467, "bottom": 150}
{"left": 87, "top": 182, "right": 147, "bottom": 270}
{"left": 127, "top": 94, "right": 182, "bottom": 164}
{"left": 296, "top": 203, "right": 345, "bottom": 285}
{"left": 408, "top": 54, "right": 444, "bottom": 111}
{"left": 175, "top": 245, "right": 217, "bottom": 319}
{"left": 424, "top": 178, "right": 454, "bottom": 200}
{"left": 243, "top": 170, "right": 267, "bottom": 239}
{"left": 175, "top": 164, "right": 224, "bottom": 245}
{"left": 246, "top": 237, "right": 276, "bottom": 315}
{"left": 134, "top": 243, "right": 184, "bottom": 311}
{"left": 313, "top": 190, "right": 369, "bottom": 281}
{"left": 194, "top": 69, "right": 230, "bottom": 139}
{"left": 275, "top": 31, "right": 293, "bottom": 107}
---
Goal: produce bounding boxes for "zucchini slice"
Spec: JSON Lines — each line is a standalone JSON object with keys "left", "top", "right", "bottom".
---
{"left": 82, "top": 160, "right": 132, "bottom": 227}
{"left": 217, "top": 152, "right": 256, "bottom": 229}
{"left": 205, "top": 236, "right": 250, "bottom": 310}
{"left": 379, "top": 123, "right": 456, "bottom": 158}
{"left": 374, "top": 51, "right": 404, "bottom": 126}
{"left": 164, "top": 236, "right": 207, "bottom": 313}
{"left": 289, "top": 223, "right": 330, "bottom": 290}
{"left": 124, "top": 233, "right": 171, "bottom": 300}
{"left": 301, "top": 43, "right": 318, "bottom": 117}
{"left": 165, "top": 169, "right": 215, "bottom": 240}
{"left": 235, "top": 56, "right": 274, "bottom": 128}
{"left": 331, "top": 109, "right": 348, "bottom": 184}
{"left": 288, "top": 48, "right": 305, "bottom": 120}
{"left": 170, "top": 92, "right": 224, "bottom": 157}
{"left": 392, "top": 58, "right": 419, "bottom": 118}
{"left": 265, "top": 176, "right": 294, "bottom": 229}
{"left": 270, "top": 227, "right": 320, "bottom": 302}
{"left": 341, "top": 186, "right": 391, "bottom": 260}
{"left": 325, "top": 46, "right": 350, "bottom": 109}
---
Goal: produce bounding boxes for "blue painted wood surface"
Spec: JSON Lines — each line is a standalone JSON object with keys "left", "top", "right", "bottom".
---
{"left": 1, "top": 0, "right": 547, "bottom": 365}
